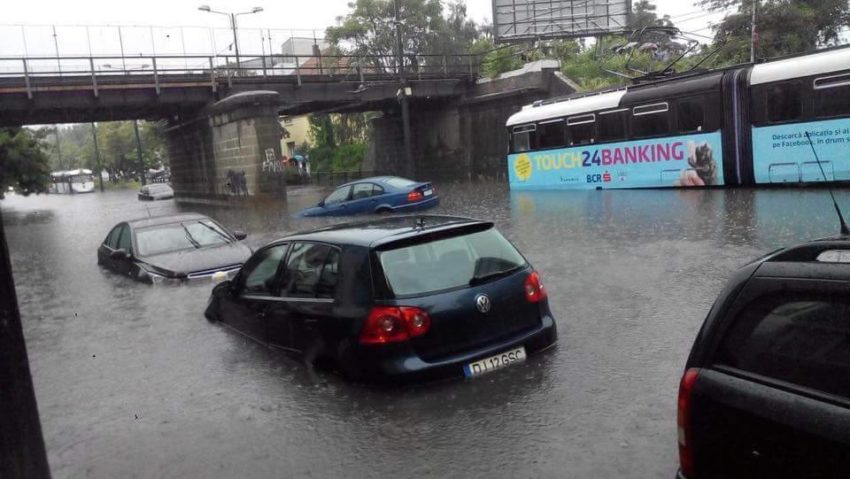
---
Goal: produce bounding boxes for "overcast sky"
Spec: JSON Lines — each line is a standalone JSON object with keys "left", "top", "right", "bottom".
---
{"left": 0, "top": 0, "right": 727, "bottom": 56}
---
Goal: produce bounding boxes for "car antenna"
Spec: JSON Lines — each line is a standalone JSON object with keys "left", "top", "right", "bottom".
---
{"left": 805, "top": 131, "right": 850, "bottom": 236}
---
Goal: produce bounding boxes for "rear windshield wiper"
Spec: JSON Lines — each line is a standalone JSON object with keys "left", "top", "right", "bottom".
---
{"left": 468, "top": 267, "right": 520, "bottom": 286}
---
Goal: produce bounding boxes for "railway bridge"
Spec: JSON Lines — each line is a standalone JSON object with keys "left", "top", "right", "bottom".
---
{"left": 0, "top": 53, "right": 575, "bottom": 202}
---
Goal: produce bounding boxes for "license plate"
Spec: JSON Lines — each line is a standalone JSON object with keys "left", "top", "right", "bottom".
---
{"left": 423, "top": 189, "right": 433, "bottom": 197}
{"left": 463, "top": 346, "right": 526, "bottom": 378}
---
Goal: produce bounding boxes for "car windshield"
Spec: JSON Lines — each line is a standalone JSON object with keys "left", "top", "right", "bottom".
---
{"left": 135, "top": 220, "right": 232, "bottom": 256}
{"left": 378, "top": 228, "right": 527, "bottom": 296}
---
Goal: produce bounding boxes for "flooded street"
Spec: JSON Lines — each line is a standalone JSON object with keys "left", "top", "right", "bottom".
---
{"left": 3, "top": 182, "right": 847, "bottom": 478}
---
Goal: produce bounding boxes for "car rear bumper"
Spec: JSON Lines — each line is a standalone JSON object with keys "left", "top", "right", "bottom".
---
{"left": 391, "top": 196, "right": 440, "bottom": 213}
{"left": 343, "top": 314, "right": 557, "bottom": 384}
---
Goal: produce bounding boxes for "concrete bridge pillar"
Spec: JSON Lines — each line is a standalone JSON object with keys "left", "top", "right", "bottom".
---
{"left": 365, "top": 60, "right": 577, "bottom": 182}
{"left": 166, "top": 91, "right": 285, "bottom": 204}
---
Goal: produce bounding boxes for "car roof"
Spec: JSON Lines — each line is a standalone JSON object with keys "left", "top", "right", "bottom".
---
{"left": 338, "top": 176, "right": 415, "bottom": 188}
{"left": 276, "top": 215, "right": 490, "bottom": 248}
{"left": 125, "top": 213, "right": 209, "bottom": 229}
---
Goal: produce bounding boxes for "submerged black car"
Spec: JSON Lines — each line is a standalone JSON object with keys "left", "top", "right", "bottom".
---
{"left": 677, "top": 238, "right": 850, "bottom": 478}
{"left": 205, "top": 215, "right": 558, "bottom": 383}
{"left": 98, "top": 213, "right": 252, "bottom": 284}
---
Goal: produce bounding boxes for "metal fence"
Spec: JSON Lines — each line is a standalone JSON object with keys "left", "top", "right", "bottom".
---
{"left": 0, "top": 52, "right": 481, "bottom": 96}
{"left": 0, "top": 24, "right": 325, "bottom": 58}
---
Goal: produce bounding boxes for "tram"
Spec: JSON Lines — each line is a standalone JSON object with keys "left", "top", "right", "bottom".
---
{"left": 49, "top": 169, "right": 96, "bottom": 194}
{"left": 506, "top": 46, "right": 850, "bottom": 189}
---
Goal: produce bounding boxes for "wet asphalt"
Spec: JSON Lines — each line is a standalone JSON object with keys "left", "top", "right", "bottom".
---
{"left": 3, "top": 182, "right": 848, "bottom": 478}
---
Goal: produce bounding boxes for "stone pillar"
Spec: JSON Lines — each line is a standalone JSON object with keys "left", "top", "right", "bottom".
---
{"left": 166, "top": 91, "right": 285, "bottom": 204}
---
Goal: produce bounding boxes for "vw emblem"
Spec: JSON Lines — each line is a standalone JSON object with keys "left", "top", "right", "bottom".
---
{"left": 475, "top": 294, "right": 491, "bottom": 313}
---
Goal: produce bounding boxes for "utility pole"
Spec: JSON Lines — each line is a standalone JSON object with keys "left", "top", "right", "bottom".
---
{"left": 230, "top": 13, "right": 241, "bottom": 73}
{"left": 54, "top": 126, "right": 62, "bottom": 170}
{"left": 91, "top": 123, "right": 104, "bottom": 192}
{"left": 198, "top": 6, "right": 264, "bottom": 76}
{"left": 133, "top": 120, "right": 146, "bottom": 186}
{"left": 394, "top": 0, "right": 415, "bottom": 178}
{"left": 0, "top": 209, "right": 52, "bottom": 479}
{"left": 750, "top": 0, "right": 758, "bottom": 63}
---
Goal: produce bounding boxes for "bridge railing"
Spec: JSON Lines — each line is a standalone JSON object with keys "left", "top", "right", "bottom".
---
{"left": 0, "top": 52, "right": 481, "bottom": 95}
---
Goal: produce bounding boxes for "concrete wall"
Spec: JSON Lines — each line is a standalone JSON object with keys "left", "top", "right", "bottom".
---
{"left": 366, "top": 60, "right": 577, "bottom": 181}
{"left": 167, "top": 91, "right": 285, "bottom": 203}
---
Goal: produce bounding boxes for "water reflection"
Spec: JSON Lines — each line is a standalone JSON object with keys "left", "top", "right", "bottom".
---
{"left": 3, "top": 183, "right": 850, "bottom": 478}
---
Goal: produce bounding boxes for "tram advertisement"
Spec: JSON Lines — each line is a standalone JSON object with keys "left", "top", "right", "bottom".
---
{"left": 507, "top": 132, "right": 724, "bottom": 190}
{"left": 752, "top": 118, "right": 850, "bottom": 184}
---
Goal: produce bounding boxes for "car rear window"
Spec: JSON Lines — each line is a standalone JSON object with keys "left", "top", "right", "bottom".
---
{"left": 377, "top": 228, "right": 526, "bottom": 296}
{"left": 383, "top": 177, "right": 417, "bottom": 189}
{"left": 716, "top": 294, "right": 850, "bottom": 399}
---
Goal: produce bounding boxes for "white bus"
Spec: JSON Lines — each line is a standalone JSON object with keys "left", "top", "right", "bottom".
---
{"left": 49, "top": 169, "right": 96, "bottom": 194}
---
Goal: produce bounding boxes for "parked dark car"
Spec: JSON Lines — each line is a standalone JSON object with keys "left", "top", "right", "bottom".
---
{"left": 677, "top": 238, "right": 850, "bottom": 479}
{"left": 296, "top": 176, "right": 438, "bottom": 217}
{"left": 205, "top": 215, "right": 557, "bottom": 383}
{"left": 138, "top": 183, "right": 174, "bottom": 201}
{"left": 97, "top": 213, "right": 252, "bottom": 284}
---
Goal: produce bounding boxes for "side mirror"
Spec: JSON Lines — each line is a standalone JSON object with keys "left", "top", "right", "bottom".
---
{"left": 318, "top": 200, "right": 325, "bottom": 207}
{"left": 110, "top": 248, "right": 130, "bottom": 260}
{"left": 233, "top": 230, "right": 247, "bottom": 241}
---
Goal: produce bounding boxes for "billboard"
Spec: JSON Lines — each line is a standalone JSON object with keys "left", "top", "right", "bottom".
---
{"left": 507, "top": 132, "right": 724, "bottom": 189}
{"left": 752, "top": 118, "right": 850, "bottom": 184}
{"left": 493, "top": 0, "right": 631, "bottom": 43}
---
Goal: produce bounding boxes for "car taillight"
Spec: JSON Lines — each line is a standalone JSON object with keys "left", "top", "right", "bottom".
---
{"left": 677, "top": 368, "right": 700, "bottom": 478}
{"left": 359, "top": 306, "right": 432, "bottom": 345}
{"left": 524, "top": 271, "right": 547, "bottom": 303}
{"left": 407, "top": 190, "right": 424, "bottom": 202}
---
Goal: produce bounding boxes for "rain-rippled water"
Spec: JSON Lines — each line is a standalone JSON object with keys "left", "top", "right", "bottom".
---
{"left": 3, "top": 182, "right": 848, "bottom": 478}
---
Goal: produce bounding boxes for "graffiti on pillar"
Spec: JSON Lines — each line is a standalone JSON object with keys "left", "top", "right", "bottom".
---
{"left": 225, "top": 169, "right": 249, "bottom": 196}
{"left": 262, "top": 148, "right": 283, "bottom": 174}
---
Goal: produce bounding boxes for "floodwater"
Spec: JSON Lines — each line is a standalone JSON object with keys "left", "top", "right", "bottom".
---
{"left": 3, "top": 182, "right": 848, "bottom": 478}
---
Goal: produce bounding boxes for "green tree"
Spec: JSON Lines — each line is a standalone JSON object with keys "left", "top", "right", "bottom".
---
{"left": 43, "top": 121, "right": 168, "bottom": 180}
{"left": 0, "top": 128, "right": 51, "bottom": 198}
{"left": 631, "top": 0, "right": 674, "bottom": 30}
{"left": 702, "top": 0, "right": 850, "bottom": 62}
{"left": 307, "top": 113, "right": 372, "bottom": 172}
{"left": 326, "top": 0, "right": 482, "bottom": 72}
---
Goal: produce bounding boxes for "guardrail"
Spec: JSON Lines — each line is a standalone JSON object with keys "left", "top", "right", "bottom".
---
{"left": 0, "top": 53, "right": 481, "bottom": 97}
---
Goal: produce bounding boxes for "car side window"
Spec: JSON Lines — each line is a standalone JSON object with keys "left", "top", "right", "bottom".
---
{"left": 324, "top": 186, "right": 351, "bottom": 205}
{"left": 241, "top": 244, "right": 288, "bottom": 296}
{"left": 117, "top": 225, "right": 133, "bottom": 254}
{"left": 372, "top": 184, "right": 384, "bottom": 196}
{"left": 351, "top": 183, "right": 373, "bottom": 200}
{"left": 105, "top": 225, "right": 122, "bottom": 249}
{"left": 716, "top": 294, "right": 850, "bottom": 399}
{"left": 280, "top": 242, "right": 339, "bottom": 299}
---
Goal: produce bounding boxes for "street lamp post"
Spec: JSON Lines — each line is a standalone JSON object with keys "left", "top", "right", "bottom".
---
{"left": 393, "top": 0, "right": 415, "bottom": 178}
{"left": 198, "top": 5, "right": 264, "bottom": 74}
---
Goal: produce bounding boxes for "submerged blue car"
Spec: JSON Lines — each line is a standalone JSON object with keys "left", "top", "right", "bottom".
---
{"left": 297, "top": 176, "right": 439, "bottom": 217}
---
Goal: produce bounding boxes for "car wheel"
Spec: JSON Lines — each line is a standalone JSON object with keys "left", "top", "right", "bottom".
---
{"left": 376, "top": 207, "right": 392, "bottom": 214}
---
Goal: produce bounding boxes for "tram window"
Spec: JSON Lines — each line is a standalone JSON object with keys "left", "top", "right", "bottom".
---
{"left": 767, "top": 83, "right": 802, "bottom": 122}
{"left": 567, "top": 114, "right": 595, "bottom": 145}
{"left": 678, "top": 99, "right": 704, "bottom": 133}
{"left": 598, "top": 109, "right": 627, "bottom": 142}
{"left": 814, "top": 73, "right": 850, "bottom": 118}
{"left": 511, "top": 125, "right": 535, "bottom": 153}
{"left": 537, "top": 119, "right": 566, "bottom": 149}
{"left": 632, "top": 103, "right": 670, "bottom": 138}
